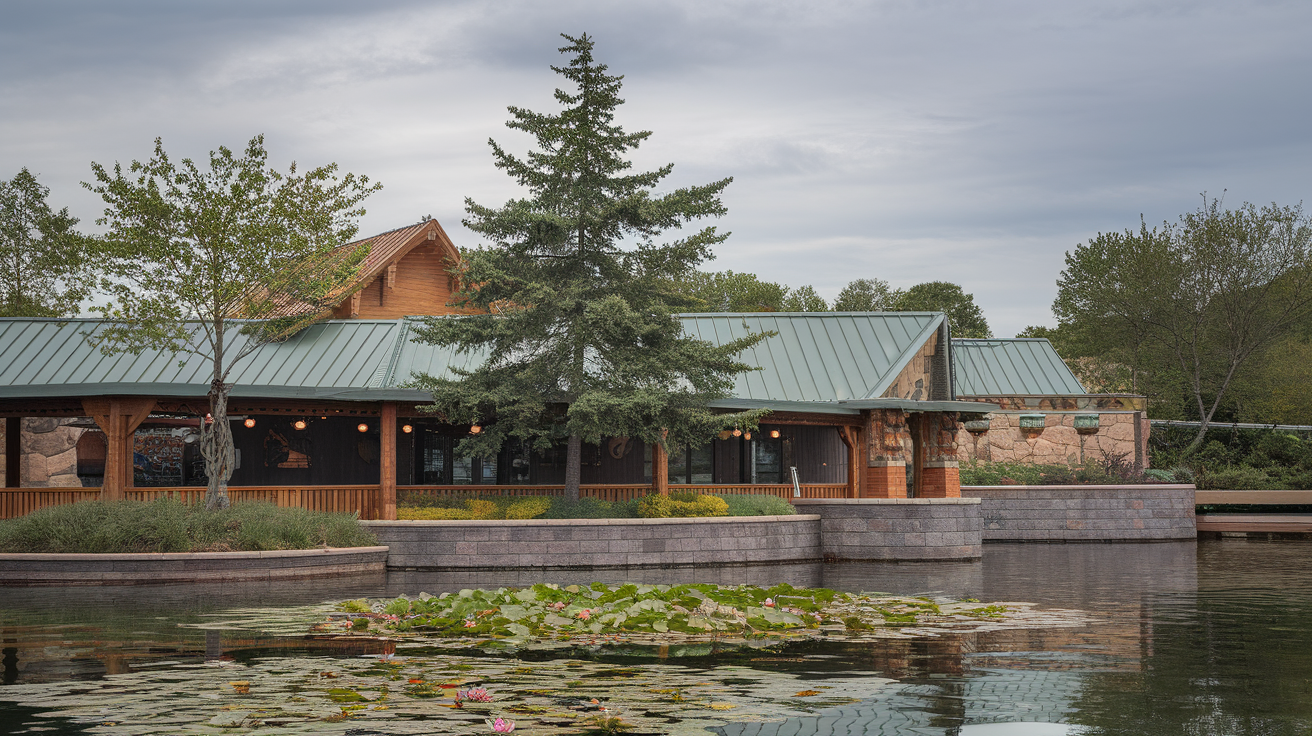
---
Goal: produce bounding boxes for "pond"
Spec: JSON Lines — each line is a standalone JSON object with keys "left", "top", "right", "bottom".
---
{"left": 0, "top": 539, "right": 1309, "bottom": 735}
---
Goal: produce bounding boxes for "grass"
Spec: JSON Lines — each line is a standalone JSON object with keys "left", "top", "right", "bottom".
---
{"left": 0, "top": 499, "right": 378, "bottom": 553}
{"left": 397, "top": 491, "right": 796, "bottom": 520}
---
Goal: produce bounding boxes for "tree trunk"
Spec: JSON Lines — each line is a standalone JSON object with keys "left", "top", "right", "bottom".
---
{"left": 564, "top": 433, "right": 582, "bottom": 503}
{"left": 200, "top": 379, "right": 235, "bottom": 510}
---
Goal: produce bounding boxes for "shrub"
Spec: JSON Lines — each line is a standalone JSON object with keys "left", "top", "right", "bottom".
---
{"left": 714, "top": 493, "right": 795, "bottom": 516}
{"left": 637, "top": 492, "right": 729, "bottom": 518}
{"left": 1196, "top": 465, "right": 1274, "bottom": 490}
{"left": 0, "top": 499, "right": 376, "bottom": 553}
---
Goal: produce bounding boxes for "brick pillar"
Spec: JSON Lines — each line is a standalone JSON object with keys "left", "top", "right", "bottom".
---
{"left": 863, "top": 409, "right": 910, "bottom": 498}
{"left": 865, "top": 461, "right": 907, "bottom": 498}
{"left": 918, "top": 412, "right": 961, "bottom": 498}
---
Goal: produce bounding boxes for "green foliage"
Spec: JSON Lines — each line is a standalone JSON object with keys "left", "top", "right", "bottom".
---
{"left": 409, "top": 35, "right": 766, "bottom": 501}
{"left": 0, "top": 168, "right": 92, "bottom": 317}
{"left": 397, "top": 491, "right": 792, "bottom": 519}
{"left": 0, "top": 499, "right": 377, "bottom": 553}
{"left": 959, "top": 459, "right": 1153, "bottom": 486}
{"left": 894, "top": 281, "right": 991, "bottom": 338}
{"left": 781, "top": 284, "right": 829, "bottom": 312}
{"left": 1053, "top": 200, "right": 1312, "bottom": 451}
{"left": 716, "top": 493, "right": 796, "bottom": 516}
{"left": 637, "top": 492, "right": 729, "bottom": 518}
{"left": 833, "top": 278, "right": 902, "bottom": 312}
{"left": 83, "top": 135, "right": 381, "bottom": 509}
{"left": 684, "top": 270, "right": 790, "bottom": 312}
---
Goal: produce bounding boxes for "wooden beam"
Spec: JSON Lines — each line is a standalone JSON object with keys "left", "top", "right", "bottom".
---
{"left": 350, "top": 291, "right": 360, "bottom": 318}
{"left": 5, "top": 416, "right": 20, "bottom": 488}
{"left": 380, "top": 402, "right": 397, "bottom": 521}
{"left": 386, "top": 263, "right": 397, "bottom": 290}
{"left": 651, "top": 441, "right": 669, "bottom": 497}
{"left": 761, "top": 411, "right": 862, "bottom": 427}
{"left": 837, "top": 426, "right": 862, "bottom": 499}
{"left": 83, "top": 398, "right": 154, "bottom": 498}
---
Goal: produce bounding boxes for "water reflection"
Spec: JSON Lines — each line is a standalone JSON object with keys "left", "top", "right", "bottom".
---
{"left": 2, "top": 540, "right": 1312, "bottom": 736}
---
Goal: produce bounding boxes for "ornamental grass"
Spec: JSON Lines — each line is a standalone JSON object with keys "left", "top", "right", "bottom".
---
{"left": 0, "top": 499, "right": 377, "bottom": 553}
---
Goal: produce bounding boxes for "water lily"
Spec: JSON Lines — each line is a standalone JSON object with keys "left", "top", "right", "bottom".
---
{"left": 463, "top": 619, "right": 477, "bottom": 628}
{"left": 763, "top": 598, "right": 775, "bottom": 608}
{"left": 577, "top": 609, "right": 593, "bottom": 620}
{"left": 549, "top": 601, "right": 566, "bottom": 611}
{"left": 487, "top": 717, "right": 515, "bottom": 732}
{"left": 459, "top": 687, "right": 493, "bottom": 702}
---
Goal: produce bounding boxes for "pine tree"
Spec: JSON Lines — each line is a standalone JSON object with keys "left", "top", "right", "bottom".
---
{"left": 411, "top": 34, "right": 766, "bottom": 501}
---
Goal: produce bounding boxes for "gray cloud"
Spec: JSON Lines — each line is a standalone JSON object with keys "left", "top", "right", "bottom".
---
{"left": 2, "top": 0, "right": 1309, "bottom": 336}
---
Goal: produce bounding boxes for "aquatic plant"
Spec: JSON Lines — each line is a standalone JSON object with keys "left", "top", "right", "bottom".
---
{"left": 332, "top": 582, "right": 1008, "bottom": 644}
{"left": 459, "top": 687, "right": 493, "bottom": 702}
{"left": 487, "top": 717, "right": 515, "bottom": 732}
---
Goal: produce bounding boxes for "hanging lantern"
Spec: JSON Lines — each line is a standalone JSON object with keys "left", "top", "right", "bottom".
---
{"left": 357, "top": 423, "right": 369, "bottom": 433}
{"left": 470, "top": 424, "right": 483, "bottom": 435}
{"left": 743, "top": 431, "right": 752, "bottom": 441}
{"left": 769, "top": 429, "right": 781, "bottom": 439}
{"left": 293, "top": 420, "right": 307, "bottom": 430}
{"left": 732, "top": 428, "right": 742, "bottom": 437}
{"left": 243, "top": 418, "right": 256, "bottom": 428}
{"left": 402, "top": 424, "right": 413, "bottom": 434}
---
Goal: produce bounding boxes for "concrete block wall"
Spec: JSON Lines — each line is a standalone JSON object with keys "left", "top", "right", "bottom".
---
{"left": 962, "top": 484, "right": 1195, "bottom": 541}
{"left": 363, "top": 515, "right": 823, "bottom": 570}
{"left": 793, "top": 498, "right": 983, "bottom": 561}
{"left": 0, "top": 546, "right": 389, "bottom": 586}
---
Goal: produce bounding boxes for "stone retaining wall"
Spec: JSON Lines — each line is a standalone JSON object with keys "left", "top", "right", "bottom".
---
{"left": 0, "top": 546, "right": 389, "bottom": 586}
{"left": 794, "top": 498, "right": 983, "bottom": 561}
{"left": 962, "top": 484, "right": 1195, "bottom": 541}
{"left": 362, "top": 516, "right": 822, "bottom": 570}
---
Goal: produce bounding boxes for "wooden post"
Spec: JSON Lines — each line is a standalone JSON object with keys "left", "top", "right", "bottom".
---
{"left": 837, "top": 426, "right": 862, "bottom": 499}
{"left": 84, "top": 398, "right": 155, "bottom": 501}
{"left": 380, "top": 402, "right": 397, "bottom": 520}
{"left": 5, "top": 416, "right": 20, "bottom": 488}
{"left": 651, "top": 440, "right": 669, "bottom": 497}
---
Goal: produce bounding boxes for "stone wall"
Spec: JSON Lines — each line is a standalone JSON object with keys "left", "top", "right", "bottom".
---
{"left": 0, "top": 418, "right": 84, "bottom": 488}
{"left": 794, "top": 498, "right": 982, "bottom": 560}
{"left": 363, "top": 515, "right": 823, "bottom": 570}
{"left": 0, "top": 546, "right": 390, "bottom": 586}
{"left": 956, "top": 412, "right": 1147, "bottom": 468}
{"left": 961, "top": 484, "right": 1196, "bottom": 541}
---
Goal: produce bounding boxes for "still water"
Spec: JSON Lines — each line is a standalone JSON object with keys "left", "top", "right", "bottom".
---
{"left": 0, "top": 539, "right": 1308, "bottom": 735}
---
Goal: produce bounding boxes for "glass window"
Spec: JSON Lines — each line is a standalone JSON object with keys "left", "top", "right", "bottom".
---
{"left": 689, "top": 443, "right": 714, "bottom": 484}
{"left": 753, "top": 437, "right": 782, "bottom": 484}
{"left": 505, "top": 442, "right": 531, "bottom": 484}
{"left": 420, "top": 431, "right": 448, "bottom": 485}
{"left": 667, "top": 445, "right": 689, "bottom": 484}
{"left": 452, "top": 455, "right": 475, "bottom": 485}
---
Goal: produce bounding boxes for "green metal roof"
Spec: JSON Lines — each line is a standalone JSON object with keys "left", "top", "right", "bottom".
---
{"left": 951, "top": 338, "right": 1086, "bottom": 396}
{"left": 0, "top": 313, "right": 947, "bottom": 406}
{"left": 0, "top": 319, "right": 409, "bottom": 400}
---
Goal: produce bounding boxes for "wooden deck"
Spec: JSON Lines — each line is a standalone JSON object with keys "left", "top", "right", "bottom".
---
{"left": 1197, "top": 514, "right": 1312, "bottom": 533}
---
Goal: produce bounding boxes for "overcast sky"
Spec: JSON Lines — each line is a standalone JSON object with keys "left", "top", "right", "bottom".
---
{"left": 3, "top": 0, "right": 1309, "bottom": 336}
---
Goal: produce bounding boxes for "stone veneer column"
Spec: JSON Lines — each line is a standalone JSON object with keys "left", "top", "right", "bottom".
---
{"left": 919, "top": 411, "right": 961, "bottom": 498}
{"left": 864, "top": 409, "right": 908, "bottom": 498}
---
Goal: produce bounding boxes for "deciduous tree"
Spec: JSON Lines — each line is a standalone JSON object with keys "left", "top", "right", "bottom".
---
{"left": 833, "top": 277, "right": 901, "bottom": 312}
{"left": 1054, "top": 199, "right": 1312, "bottom": 453}
{"left": 896, "top": 281, "right": 991, "bottom": 338}
{"left": 85, "top": 135, "right": 381, "bottom": 509}
{"left": 0, "top": 168, "right": 91, "bottom": 317}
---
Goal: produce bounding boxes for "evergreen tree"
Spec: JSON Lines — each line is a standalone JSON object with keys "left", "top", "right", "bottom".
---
{"left": 411, "top": 34, "right": 765, "bottom": 501}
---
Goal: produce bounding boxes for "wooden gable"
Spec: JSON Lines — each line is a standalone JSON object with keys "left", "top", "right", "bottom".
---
{"left": 330, "top": 219, "right": 465, "bottom": 319}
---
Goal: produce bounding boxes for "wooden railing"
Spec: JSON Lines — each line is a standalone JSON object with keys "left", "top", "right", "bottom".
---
{"left": 1, "top": 482, "right": 853, "bottom": 520}
{"left": 0, "top": 485, "right": 384, "bottom": 520}
{"left": 0, "top": 487, "right": 101, "bottom": 520}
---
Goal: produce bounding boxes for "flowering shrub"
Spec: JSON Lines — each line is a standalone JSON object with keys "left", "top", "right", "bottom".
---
{"left": 637, "top": 493, "right": 729, "bottom": 518}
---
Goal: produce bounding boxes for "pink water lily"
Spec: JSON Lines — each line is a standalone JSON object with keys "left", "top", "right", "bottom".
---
{"left": 463, "top": 619, "right": 477, "bottom": 628}
{"left": 576, "top": 608, "right": 592, "bottom": 620}
{"left": 459, "top": 687, "right": 493, "bottom": 702}
{"left": 763, "top": 598, "right": 775, "bottom": 608}
{"left": 549, "top": 601, "right": 566, "bottom": 611}
{"left": 487, "top": 717, "right": 515, "bottom": 732}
